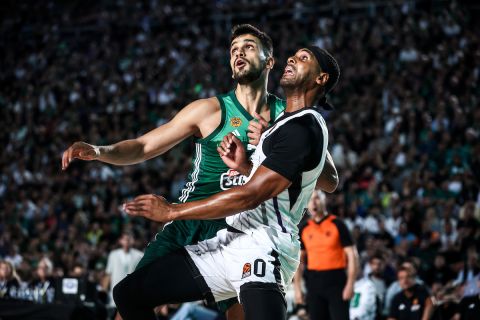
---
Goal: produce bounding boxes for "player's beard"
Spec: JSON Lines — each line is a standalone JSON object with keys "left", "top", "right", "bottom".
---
{"left": 233, "top": 59, "right": 266, "bottom": 85}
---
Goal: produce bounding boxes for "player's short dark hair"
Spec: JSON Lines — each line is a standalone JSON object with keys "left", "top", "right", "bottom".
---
{"left": 230, "top": 24, "right": 273, "bottom": 57}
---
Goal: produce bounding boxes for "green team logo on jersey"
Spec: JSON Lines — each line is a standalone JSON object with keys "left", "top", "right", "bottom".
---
{"left": 220, "top": 169, "right": 247, "bottom": 190}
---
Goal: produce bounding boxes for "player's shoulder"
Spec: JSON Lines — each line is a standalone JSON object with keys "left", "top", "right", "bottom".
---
{"left": 188, "top": 96, "right": 221, "bottom": 110}
{"left": 181, "top": 97, "right": 221, "bottom": 117}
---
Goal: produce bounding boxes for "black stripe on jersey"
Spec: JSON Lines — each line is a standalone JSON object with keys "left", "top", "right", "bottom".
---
{"left": 287, "top": 174, "right": 302, "bottom": 210}
{"left": 270, "top": 250, "right": 285, "bottom": 295}
{"left": 273, "top": 197, "right": 287, "bottom": 233}
{"left": 261, "top": 202, "right": 268, "bottom": 225}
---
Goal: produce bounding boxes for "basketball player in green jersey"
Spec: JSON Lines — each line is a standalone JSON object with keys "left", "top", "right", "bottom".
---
{"left": 62, "top": 25, "right": 337, "bottom": 318}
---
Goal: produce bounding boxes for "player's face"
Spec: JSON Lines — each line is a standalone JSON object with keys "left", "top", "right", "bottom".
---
{"left": 280, "top": 49, "right": 321, "bottom": 88}
{"left": 230, "top": 34, "right": 267, "bottom": 84}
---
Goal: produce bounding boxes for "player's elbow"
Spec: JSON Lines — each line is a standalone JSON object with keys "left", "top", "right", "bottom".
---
{"left": 317, "top": 171, "right": 339, "bottom": 193}
{"left": 325, "top": 171, "right": 339, "bottom": 193}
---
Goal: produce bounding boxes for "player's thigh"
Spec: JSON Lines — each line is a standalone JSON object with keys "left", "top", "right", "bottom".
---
{"left": 226, "top": 240, "right": 285, "bottom": 293}
{"left": 136, "top": 220, "right": 193, "bottom": 270}
{"left": 114, "top": 249, "right": 204, "bottom": 308}
{"left": 239, "top": 282, "right": 286, "bottom": 320}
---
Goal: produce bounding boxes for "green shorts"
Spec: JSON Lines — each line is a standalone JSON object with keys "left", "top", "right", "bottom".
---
{"left": 135, "top": 219, "right": 238, "bottom": 312}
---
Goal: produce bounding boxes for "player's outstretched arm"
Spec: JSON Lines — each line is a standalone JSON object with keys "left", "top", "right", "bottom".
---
{"left": 123, "top": 165, "right": 291, "bottom": 222}
{"left": 62, "top": 98, "right": 219, "bottom": 170}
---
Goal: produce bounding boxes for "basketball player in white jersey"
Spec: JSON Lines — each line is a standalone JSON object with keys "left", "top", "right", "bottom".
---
{"left": 115, "top": 46, "right": 340, "bottom": 320}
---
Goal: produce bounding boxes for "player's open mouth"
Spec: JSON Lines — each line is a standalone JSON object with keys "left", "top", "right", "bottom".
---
{"left": 283, "top": 65, "right": 295, "bottom": 77}
{"left": 236, "top": 59, "right": 247, "bottom": 68}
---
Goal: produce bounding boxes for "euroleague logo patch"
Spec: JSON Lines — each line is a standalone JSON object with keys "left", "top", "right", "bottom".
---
{"left": 230, "top": 117, "right": 242, "bottom": 127}
{"left": 241, "top": 263, "right": 251, "bottom": 279}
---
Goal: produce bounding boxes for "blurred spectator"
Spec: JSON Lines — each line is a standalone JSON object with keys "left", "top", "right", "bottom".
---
{"left": 29, "top": 257, "right": 55, "bottom": 303}
{"left": 454, "top": 248, "right": 480, "bottom": 298}
{"left": 388, "top": 266, "right": 433, "bottom": 320}
{"left": 457, "top": 281, "right": 480, "bottom": 320}
{"left": 384, "top": 261, "right": 424, "bottom": 316}
{"left": 394, "top": 222, "right": 417, "bottom": 247}
{"left": 350, "top": 270, "right": 378, "bottom": 320}
{"left": 424, "top": 253, "right": 456, "bottom": 287}
{"left": 430, "top": 283, "right": 460, "bottom": 320}
{"left": 103, "top": 232, "right": 142, "bottom": 317}
{"left": 4, "top": 245, "right": 23, "bottom": 269}
{"left": 170, "top": 302, "right": 220, "bottom": 320}
{"left": 364, "top": 254, "right": 387, "bottom": 310}
{"left": 0, "top": 260, "right": 21, "bottom": 299}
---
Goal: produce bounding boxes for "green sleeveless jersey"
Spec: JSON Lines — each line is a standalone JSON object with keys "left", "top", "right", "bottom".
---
{"left": 178, "top": 90, "right": 285, "bottom": 203}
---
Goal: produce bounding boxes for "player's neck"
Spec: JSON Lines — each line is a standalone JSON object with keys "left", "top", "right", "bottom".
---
{"left": 284, "top": 89, "right": 317, "bottom": 113}
{"left": 234, "top": 78, "right": 268, "bottom": 115}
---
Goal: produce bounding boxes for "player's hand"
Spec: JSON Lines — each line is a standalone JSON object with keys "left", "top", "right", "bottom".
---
{"left": 342, "top": 283, "right": 354, "bottom": 301}
{"left": 62, "top": 141, "right": 99, "bottom": 170}
{"left": 217, "top": 133, "right": 250, "bottom": 175}
{"left": 294, "top": 289, "right": 305, "bottom": 305}
{"left": 123, "top": 194, "right": 172, "bottom": 222}
{"left": 247, "top": 112, "right": 269, "bottom": 145}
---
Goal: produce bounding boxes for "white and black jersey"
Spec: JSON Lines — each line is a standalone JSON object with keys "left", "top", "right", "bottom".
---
{"left": 227, "top": 107, "right": 328, "bottom": 236}
{"left": 226, "top": 108, "right": 328, "bottom": 272}
{"left": 184, "top": 107, "right": 329, "bottom": 303}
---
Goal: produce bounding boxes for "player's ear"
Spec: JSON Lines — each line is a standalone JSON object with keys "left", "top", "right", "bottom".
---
{"left": 266, "top": 56, "right": 275, "bottom": 70}
{"left": 316, "top": 72, "right": 329, "bottom": 86}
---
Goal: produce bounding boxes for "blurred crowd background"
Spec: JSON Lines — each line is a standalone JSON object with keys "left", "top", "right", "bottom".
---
{"left": 0, "top": 0, "right": 479, "bottom": 319}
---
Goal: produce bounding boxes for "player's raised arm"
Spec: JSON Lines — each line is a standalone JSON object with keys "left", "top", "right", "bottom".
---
{"left": 61, "top": 98, "right": 220, "bottom": 170}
